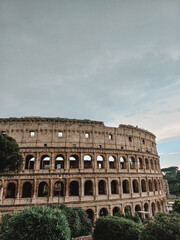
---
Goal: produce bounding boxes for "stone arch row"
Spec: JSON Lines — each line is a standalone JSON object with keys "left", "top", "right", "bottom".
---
{"left": 5, "top": 177, "right": 164, "bottom": 199}
{"left": 24, "top": 153, "right": 160, "bottom": 172}
{"left": 85, "top": 199, "right": 166, "bottom": 222}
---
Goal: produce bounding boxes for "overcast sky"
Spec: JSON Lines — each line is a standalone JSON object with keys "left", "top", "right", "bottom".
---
{"left": 1, "top": 0, "right": 180, "bottom": 168}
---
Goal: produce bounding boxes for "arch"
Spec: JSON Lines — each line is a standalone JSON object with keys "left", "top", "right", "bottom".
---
{"left": 148, "top": 179, "right": 153, "bottom": 192}
{"left": 86, "top": 209, "right": 94, "bottom": 223}
{"left": 99, "top": 208, "right": 108, "bottom": 217}
{"left": 157, "top": 201, "right": 161, "bottom": 212}
{"left": 113, "top": 207, "right": 120, "bottom": 216}
{"left": 150, "top": 159, "right": 154, "bottom": 170}
{"left": 141, "top": 179, "right": 146, "bottom": 192}
{"left": 154, "top": 179, "right": 158, "bottom": 191}
{"left": 97, "top": 155, "right": 104, "bottom": 169}
{"left": 145, "top": 158, "right": 149, "bottom": 170}
{"left": 98, "top": 180, "right": 106, "bottom": 195}
{"left": 84, "top": 155, "right": 92, "bottom": 169}
{"left": 22, "top": 182, "right": 32, "bottom": 198}
{"left": 144, "top": 203, "right": 149, "bottom": 218}
{"left": 151, "top": 202, "right": 156, "bottom": 216}
{"left": 133, "top": 179, "right": 139, "bottom": 193}
{"left": 40, "top": 155, "right": 50, "bottom": 169}
{"left": 84, "top": 180, "right": 93, "bottom": 195}
{"left": 111, "top": 180, "right": 118, "bottom": 194}
{"left": 38, "top": 181, "right": 48, "bottom": 197}
{"left": 69, "top": 155, "right": 79, "bottom": 169}
{"left": 53, "top": 181, "right": 64, "bottom": 197}
{"left": 6, "top": 182, "right": 16, "bottom": 198}
{"left": 124, "top": 205, "right": 131, "bottom": 213}
{"left": 120, "top": 157, "right": 126, "bottom": 169}
{"left": 25, "top": 155, "right": 35, "bottom": 169}
{"left": 138, "top": 158, "right": 143, "bottom": 169}
{"left": 109, "top": 156, "right": 115, "bottom": 169}
{"left": 55, "top": 155, "right": 64, "bottom": 169}
{"left": 158, "top": 179, "right": 161, "bottom": 190}
{"left": 123, "top": 180, "right": 129, "bottom": 193}
{"left": 129, "top": 157, "right": 135, "bottom": 169}
{"left": 69, "top": 181, "right": 79, "bottom": 196}
{"left": 135, "top": 204, "right": 141, "bottom": 219}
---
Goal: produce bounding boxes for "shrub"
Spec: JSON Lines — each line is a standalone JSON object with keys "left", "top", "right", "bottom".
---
{"left": 93, "top": 216, "right": 143, "bottom": 240}
{"left": 141, "top": 212, "right": 180, "bottom": 240}
{"left": 173, "top": 200, "right": 180, "bottom": 214}
{"left": 0, "top": 205, "right": 71, "bottom": 240}
{"left": 116, "top": 210, "right": 142, "bottom": 223}
{"left": 74, "top": 207, "right": 92, "bottom": 236}
{"left": 60, "top": 204, "right": 81, "bottom": 238}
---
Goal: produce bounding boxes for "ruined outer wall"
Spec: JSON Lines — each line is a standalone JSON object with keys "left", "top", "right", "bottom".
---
{"left": 0, "top": 117, "right": 167, "bottom": 221}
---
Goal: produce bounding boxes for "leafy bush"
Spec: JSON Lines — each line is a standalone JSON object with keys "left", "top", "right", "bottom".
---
{"left": 141, "top": 212, "right": 180, "bottom": 240}
{"left": 59, "top": 204, "right": 81, "bottom": 238}
{"left": 93, "top": 216, "right": 143, "bottom": 240}
{"left": 116, "top": 211, "right": 142, "bottom": 223}
{"left": 0, "top": 133, "right": 23, "bottom": 171}
{"left": 173, "top": 200, "right": 180, "bottom": 214}
{"left": 74, "top": 207, "right": 92, "bottom": 236}
{"left": 0, "top": 205, "right": 71, "bottom": 240}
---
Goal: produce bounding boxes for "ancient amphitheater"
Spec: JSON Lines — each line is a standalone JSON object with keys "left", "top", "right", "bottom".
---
{"left": 0, "top": 117, "right": 167, "bottom": 221}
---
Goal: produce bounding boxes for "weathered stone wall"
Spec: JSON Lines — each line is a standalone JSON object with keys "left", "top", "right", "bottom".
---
{"left": 0, "top": 117, "right": 167, "bottom": 221}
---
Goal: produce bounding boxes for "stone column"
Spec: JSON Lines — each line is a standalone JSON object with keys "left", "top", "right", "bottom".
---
{"left": 80, "top": 178, "right": 84, "bottom": 200}
{"left": 94, "top": 177, "right": 98, "bottom": 200}
{"left": 107, "top": 177, "right": 111, "bottom": 198}
{"left": 79, "top": 153, "right": 84, "bottom": 171}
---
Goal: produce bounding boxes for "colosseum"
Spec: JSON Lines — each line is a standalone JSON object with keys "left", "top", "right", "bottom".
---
{"left": 0, "top": 117, "right": 167, "bottom": 222}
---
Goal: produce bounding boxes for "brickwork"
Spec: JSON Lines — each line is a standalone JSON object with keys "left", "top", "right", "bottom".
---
{"left": 0, "top": 117, "right": 167, "bottom": 221}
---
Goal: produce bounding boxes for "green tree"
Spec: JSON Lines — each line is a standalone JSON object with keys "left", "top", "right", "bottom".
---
{"left": 141, "top": 212, "right": 180, "bottom": 240}
{"left": 173, "top": 200, "right": 180, "bottom": 214}
{"left": 0, "top": 205, "right": 71, "bottom": 240}
{"left": 0, "top": 133, "right": 23, "bottom": 171}
{"left": 74, "top": 207, "right": 92, "bottom": 236}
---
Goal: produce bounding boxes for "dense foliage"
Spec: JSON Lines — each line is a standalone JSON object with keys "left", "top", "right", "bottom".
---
{"left": 74, "top": 207, "right": 92, "bottom": 236}
{"left": 116, "top": 210, "right": 142, "bottom": 223}
{"left": 141, "top": 212, "right": 180, "bottom": 240}
{"left": 93, "top": 216, "right": 143, "bottom": 240}
{"left": 162, "top": 166, "right": 180, "bottom": 195}
{"left": 173, "top": 200, "right": 180, "bottom": 214}
{"left": 0, "top": 133, "right": 23, "bottom": 171}
{"left": 0, "top": 205, "right": 71, "bottom": 240}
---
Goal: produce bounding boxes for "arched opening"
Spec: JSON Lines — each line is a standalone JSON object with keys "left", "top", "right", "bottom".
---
{"left": 120, "top": 157, "right": 126, "bottom": 169}
{"left": 55, "top": 155, "right": 64, "bottom": 169}
{"left": 135, "top": 204, "right": 141, "bottom": 219}
{"left": 141, "top": 179, "right": 146, "bottom": 192}
{"left": 148, "top": 180, "right": 153, "bottom": 192}
{"left": 138, "top": 158, "right": 143, "bottom": 169}
{"left": 99, "top": 208, "right": 108, "bottom": 217}
{"left": 124, "top": 205, "right": 131, "bottom": 213}
{"left": 25, "top": 155, "right": 35, "bottom": 169}
{"left": 69, "top": 155, "right": 79, "bottom": 169}
{"left": 154, "top": 180, "right": 158, "bottom": 191}
{"left": 97, "top": 155, "right": 104, "bottom": 169}
{"left": 129, "top": 157, "right": 135, "bottom": 169}
{"left": 69, "top": 181, "right": 79, "bottom": 196}
{"left": 150, "top": 159, "right": 154, "bottom": 170}
{"left": 84, "top": 155, "right": 92, "bottom": 169}
{"left": 38, "top": 182, "right": 48, "bottom": 197}
{"left": 84, "top": 180, "right": 93, "bottom": 195}
{"left": 111, "top": 180, "right": 118, "bottom": 194}
{"left": 6, "top": 182, "right": 16, "bottom": 198}
{"left": 151, "top": 202, "right": 156, "bottom": 216}
{"left": 157, "top": 201, "right": 161, "bottom": 212}
{"left": 123, "top": 180, "right": 129, "bottom": 193}
{"left": 154, "top": 161, "right": 157, "bottom": 171}
{"left": 145, "top": 158, "right": 149, "bottom": 170}
{"left": 98, "top": 180, "right": 106, "bottom": 195}
{"left": 133, "top": 179, "right": 139, "bottom": 193}
{"left": 53, "top": 181, "right": 64, "bottom": 196}
{"left": 144, "top": 203, "right": 149, "bottom": 218}
{"left": 86, "top": 209, "right": 94, "bottom": 223}
{"left": 22, "top": 182, "right": 32, "bottom": 198}
{"left": 109, "top": 156, "right": 115, "bottom": 169}
{"left": 158, "top": 180, "right": 161, "bottom": 190}
{"left": 113, "top": 207, "right": 120, "bottom": 216}
{"left": 40, "top": 155, "right": 50, "bottom": 169}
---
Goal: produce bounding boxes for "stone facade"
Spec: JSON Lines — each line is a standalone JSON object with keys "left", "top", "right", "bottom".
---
{"left": 0, "top": 117, "right": 167, "bottom": 221}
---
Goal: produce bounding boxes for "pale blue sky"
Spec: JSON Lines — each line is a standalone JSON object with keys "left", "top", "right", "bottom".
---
{"left": 0, "top": 0, "right": 180, "bottom": 168}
